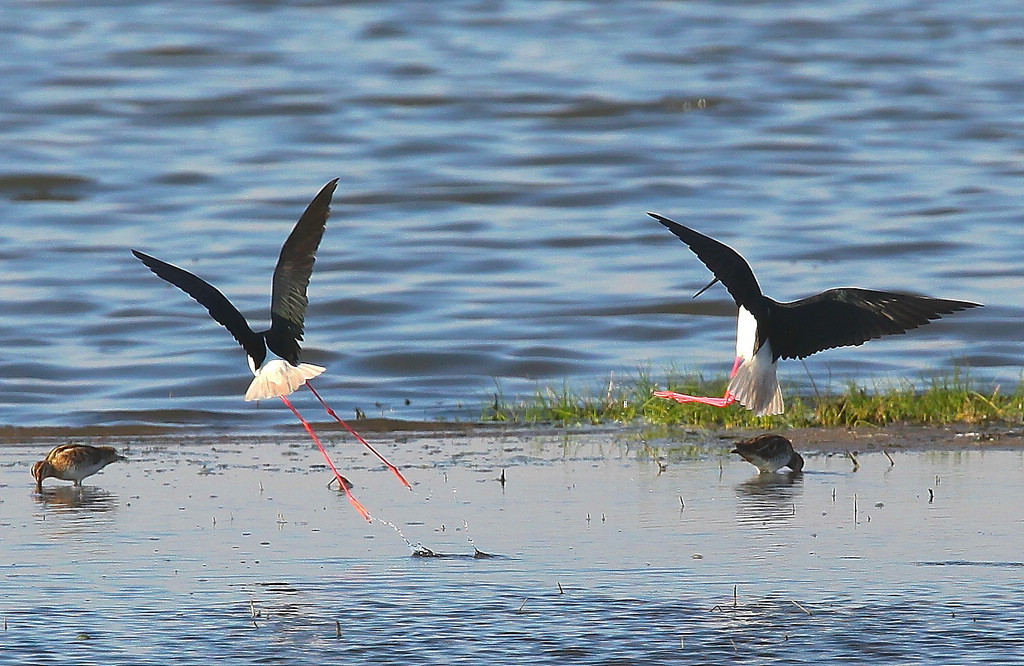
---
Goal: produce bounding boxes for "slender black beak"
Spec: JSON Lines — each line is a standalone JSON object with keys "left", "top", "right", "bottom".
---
{"left": 693, "top": 277, "right": 720, "bottom": 299}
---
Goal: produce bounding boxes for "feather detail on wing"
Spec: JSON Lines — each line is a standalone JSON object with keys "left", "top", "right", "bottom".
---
{"left": 767, "top": 289, "right": 981, "bottom": 360}
{"left": 648, "top": 213, "right": 766, "bottom": 316}
{"left": 268, "top": 179, "right": 338, "bottom": 362}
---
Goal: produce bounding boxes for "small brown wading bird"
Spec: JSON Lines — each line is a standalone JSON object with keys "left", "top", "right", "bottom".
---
{"left": 32, "top": 444, "right": 127, "bottom": 491}
{"left": 732, "top": 434, "right": 804, "bottom": 474}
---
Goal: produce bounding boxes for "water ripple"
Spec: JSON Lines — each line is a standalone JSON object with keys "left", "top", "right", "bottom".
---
{"left": 0, "top": 0, "right": 1019, "bottom": 428}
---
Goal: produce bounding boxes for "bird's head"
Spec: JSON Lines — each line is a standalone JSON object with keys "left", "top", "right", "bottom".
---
{"left": 31, "top": 460, "right": 53, "bottom": 490}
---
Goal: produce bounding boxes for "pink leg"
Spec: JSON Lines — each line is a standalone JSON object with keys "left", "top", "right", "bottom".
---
{"left": 653, "top": 390, "right": 736, "bottom": 408}
{"left": 729, "top": 356, "right": 743, "bottom": 378}
{"left": 305, "top": 382, "right": 412, "bottom": 490}
{"left": 279, "top": 394, "right": 372, "bottom": 522}
{"left": 654, "top": 356, "right": 741, "bottom": 408}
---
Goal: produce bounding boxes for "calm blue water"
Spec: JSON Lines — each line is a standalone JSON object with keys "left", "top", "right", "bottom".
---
{"left": 1, "top": 0, "right": 1022, "bottom": 429}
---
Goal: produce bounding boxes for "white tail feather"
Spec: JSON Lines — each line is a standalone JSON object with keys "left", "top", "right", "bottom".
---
{"left": 245, "top": 360, "right": 326, "bottom": 401}
{"left": 727, "top": 343, "right": 783, "bottom": 416}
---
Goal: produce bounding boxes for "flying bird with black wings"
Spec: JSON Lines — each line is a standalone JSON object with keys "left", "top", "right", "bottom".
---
{"left": 133, "top": 179, "right": 337, "bottom": 401}
{"left": 133, "top": 180, "right": 410, "bottom": 509}
{"left": 648, "top": 213, "right": 981, "bottom": 416}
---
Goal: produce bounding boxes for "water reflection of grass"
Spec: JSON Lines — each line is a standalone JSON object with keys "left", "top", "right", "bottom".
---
{"left": 484, "top": 369, "right": 1024, "bottom": 428}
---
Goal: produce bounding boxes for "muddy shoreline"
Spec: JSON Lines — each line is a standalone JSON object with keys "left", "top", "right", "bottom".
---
{"left": 2, "top": 420, "right": 1023, "bottom": 455}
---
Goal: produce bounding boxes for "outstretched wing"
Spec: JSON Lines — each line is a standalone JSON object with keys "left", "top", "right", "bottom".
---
{"left": 132, "top": 249, "right": 266, "bottom": 366}
{"left": 648, "top": 213, "right": 766, "bottom": 317}
{"left": 768, "top": 288, "right": 980, "bottom": 360}
{"left": 266, "top": 179, "right": 338, "bottom": 363}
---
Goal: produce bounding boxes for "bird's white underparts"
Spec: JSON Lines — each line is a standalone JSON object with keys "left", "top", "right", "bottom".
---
{"left": 245, "top": 357, "right": 325, "bottom": 401}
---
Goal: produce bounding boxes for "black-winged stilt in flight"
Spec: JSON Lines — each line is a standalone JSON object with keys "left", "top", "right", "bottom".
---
{"left": 648, "top": 213, "right": 981, "bottom": 416}
{"left": 133, "top": 181, "right": 336, "bottom": 403}
{"left": 133, "top": 181, "right": 409, "bottom": 519}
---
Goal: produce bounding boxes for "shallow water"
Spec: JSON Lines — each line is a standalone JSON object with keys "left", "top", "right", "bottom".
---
{"left": 0, "top": 0, "right": 1022, "bottom": 429}
{"left": 2, "top": 432, "right": 1023, "bottom": 664}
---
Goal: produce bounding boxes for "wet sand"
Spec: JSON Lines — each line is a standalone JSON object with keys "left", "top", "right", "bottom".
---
{"left": 763, "top": 423, "right": 1024, "bottom": 454}
{"left": 3, "top": 419, "right": 1023, "bottom": 455}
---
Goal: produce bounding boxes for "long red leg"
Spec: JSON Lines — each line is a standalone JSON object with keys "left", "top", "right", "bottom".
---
{"left": 654, "top": 356, "right": 742, "bottom": 408}
{"left": 305, "top": 382, "right": 411, "bottom": 490}
{"left": 653, "top": 390, "right": 736, "bottom": 408}
{"left": 278, "top": 395, "right": 371, "bottom": 522}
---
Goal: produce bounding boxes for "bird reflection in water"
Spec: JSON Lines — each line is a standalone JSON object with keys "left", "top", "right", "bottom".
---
{"left": 734, "top": 469, "right": 803, "bottom": 526}
{"left": 34, "top": 485, "right": 120, "bottom": 539}
{"left": 34, "top": 485, "right": 119, "bottom": 514}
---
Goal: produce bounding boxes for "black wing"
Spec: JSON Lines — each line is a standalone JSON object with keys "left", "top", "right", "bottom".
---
{"left": 648, "top": 213, "right": 767, "bottom": 317}
{"left": 132, "top": 249, "right": 267, "bottom": 367}
{"left": 265, "top": 179, "right": 338, "bottom": 364}
{"left": 767, "top": 288, "right": 981, "bottom": 360}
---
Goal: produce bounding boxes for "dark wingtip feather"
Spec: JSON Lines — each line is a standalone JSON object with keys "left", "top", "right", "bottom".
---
{"left": 648, "top": 214, "right": 766, "bottom": 311}
{"left": 770, "top": 289, "right": 982, "bottom": 360}
{"left": 647, "top": 211, "right": 677, "bottom": 228}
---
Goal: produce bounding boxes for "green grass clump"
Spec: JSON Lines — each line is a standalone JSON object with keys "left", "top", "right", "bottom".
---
{"left": 483, "top": 369, "right": 1024, "bottom": 428}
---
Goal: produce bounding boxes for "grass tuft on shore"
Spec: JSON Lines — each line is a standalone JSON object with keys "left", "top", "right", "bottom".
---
{"left": 483, "top": 369, "right": 1024, "bottom": 428}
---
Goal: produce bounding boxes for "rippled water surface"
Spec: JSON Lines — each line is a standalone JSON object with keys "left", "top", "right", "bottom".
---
{"left": 2, "top": 432, "right": 1023, "bottom": 664}
{"left": 1, "top": 0, "right": 1023, "bottom": 428}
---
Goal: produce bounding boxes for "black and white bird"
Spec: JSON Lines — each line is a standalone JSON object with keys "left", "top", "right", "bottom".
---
{"left": 133, "top": 180, "right": 337, "bottom": 401}
{"left": 649, "top": 213, "right": 981, "bottom": 416}
{"left": 731, "top": 434, "right": 803, "bottom": 474}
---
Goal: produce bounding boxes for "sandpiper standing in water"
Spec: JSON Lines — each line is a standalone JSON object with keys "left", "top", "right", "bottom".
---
{"left": 32, "top": 444, "right": 127, "bottom": 491}
{"left": 731, "top": 434, "right": 804, "bottom": 474}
